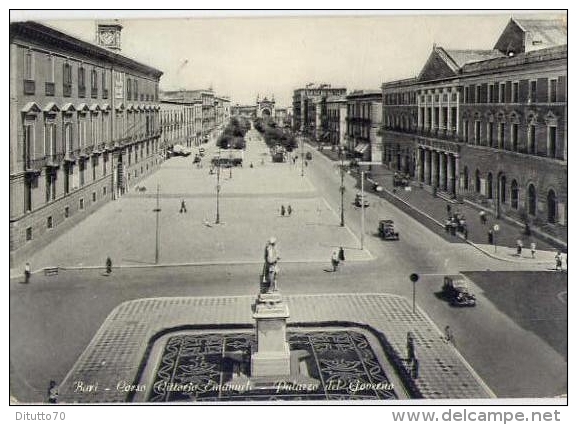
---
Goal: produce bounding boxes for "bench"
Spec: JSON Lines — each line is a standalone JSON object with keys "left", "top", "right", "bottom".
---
{"left": 44, "top": 267, "right": 59, "bottom": 276}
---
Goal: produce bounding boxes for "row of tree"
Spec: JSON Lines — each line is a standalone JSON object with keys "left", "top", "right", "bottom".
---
{"left": 254, "top": 117, "right": 298, "bottom": 152}
{"left": 217, "top": 117, "right": 251, "bottom": 149}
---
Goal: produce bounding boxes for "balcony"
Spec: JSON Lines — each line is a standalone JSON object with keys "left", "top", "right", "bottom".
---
{"left": 23, "top": 79, "right": 35, "bottom": 95}
{"left": 63, "top": 84, "right": 72, "bottom": 98}
{"left": 23, "top": 156, "right": 45, "bottom": 173}
{"left": 78, "top": 86, "right": 86, "bottom": 98}
{"left": 79, "top": 146, "right": 94, "bottom": 158}
{"left": 102, "top": 88, "right": 109, "bottom": 99}
{"left": 45, "top": 82, "right": 55, "bottom": 96}
{"left": 45, "top": 153, "right": 64, "bottom": 168}
{"left": 64, "top": 149, "right": 80, "bottom": 162}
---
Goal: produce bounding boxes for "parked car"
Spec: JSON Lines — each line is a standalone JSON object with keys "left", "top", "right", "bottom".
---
{"left": 442, "top": 275, "right": 476, "bottom": 307}
{"left": 378, "top": 219, "right": 399, "bottom": 240}
{"left": 354, "top": 193, "right": 369, "bottom": 208}
{"left": 305, "top": 151, "right": 313, "bottom": 160}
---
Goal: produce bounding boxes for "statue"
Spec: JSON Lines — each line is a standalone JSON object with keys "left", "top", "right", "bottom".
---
{"left": 262, "top": 237, "right": 280, "bottom": 293}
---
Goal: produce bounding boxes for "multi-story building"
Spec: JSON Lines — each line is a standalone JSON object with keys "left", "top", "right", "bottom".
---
{"left": 231, "top": 104, "right": 257, "bottom": 118}
{"left": 160, "top": 100, "right": 199, "bottom": 148}
{"left": 292, "top": 84, "right": 346, "bottom": 137}
{"left": 345, "top": 90, "right": 383, "bottom": 161}
{"left": 326, "top": 95, "right": 348, "bottom": 150}
{"left": 382, "top": 17, "right": 567, "bottom": 243}
{"left": 161, "top": 89, "right": 218, "bottom": 143}
{"left": 214, "top": 96, "right": 231, "bottom": 128}
{"left": 9, "top": 21, "right": 163, "bottom": 255}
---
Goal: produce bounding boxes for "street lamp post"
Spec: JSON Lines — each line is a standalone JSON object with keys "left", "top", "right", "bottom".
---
{"left": 339, "top": 147, "right": 345, "bottom": 227}
{"left": 153, "top": 184, "right": 162, "bottom": 264}
{"left": 229, "top": 143, "right": 233, "bottom": 179}
{"left": 410, "top": 273, "right": 420, "bottom": 314}
{"left": 301, "top": 135, "right": 305, "bottom": 177}
{"left": 493, "top": 224, "right": 500, "bottom": 253}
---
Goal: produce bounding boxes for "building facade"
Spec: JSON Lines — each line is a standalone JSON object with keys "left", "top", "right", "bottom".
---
{"left": 292, "top": 84, "right": 346, "bottom": 137}
{"left": 160, "top": 100, "right": 200, "bottom": 148}
{"left": 10, "top": 21, "right": 164, "bottom": 255}
{"left": 326, "top": 95, "right": 348, "bottom": 149}
{"left": 381, "top": 18, "right": 567, "bottom": 243}
{"left": 346, "top": 90, "right": 383, "bottom": 161}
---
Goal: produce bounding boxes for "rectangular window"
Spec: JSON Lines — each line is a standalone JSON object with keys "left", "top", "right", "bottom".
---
{"left": 26, "top": 227, "right": 32, "bottom": 241}
{"left": 498, "top": 122, "right": 505, "bottom": 149}
{"left": 103, "top": 186, "right": 107, "bottom": 196}
{"left": 47, "top": 54, "right": 55, "bottom": 83}
{"left": 512, "top": 82, "right": 519, "bottom": 103}
{"left": 499, "top": 83, "right": 506, "bottom": 103}
{"left": 463, "top": 120, "right": 469, "bottom": 142}
{"left": 91, "top": 69, "right": 98, "bottom": 98}
{"left": 47, "top": 216, "right": 53, "bottom": 229}
{"left": 528, "top": 125, "right": 536, "bottom": 154}
{"left": 64, "top": 206, "right": 69, "bottom": 218}
{"left": 127, "top": 78, "right": 132, "bottom": 100}
{"left": 134, "top": 80, "right": 139, "bottom": 100}
{"left": 79, "top": 161, "right": 85, "bottom": 187}
{"left": 24, "top": 49, "right": 34, "bottom": 80}
{"left": 529, "top": 80, "right": 537, "bottom": 103}
{"left": 92, "top": 192, "right": 97, "bottom": 202}
{"left": 63, "top": 63, "right": 72, "bottom": 97}
{"left": 475, "top": 85, "right": 481, "bottom": 103}
{"left": 511, "top": 123, "right": 519, "bottom": 151}
{"left": 489, "top": 84, "right": 495, "bottom": 103}
{"left": 78, "top": 66, "right": 86, "bottom": 97}
{"left": 474, "top": 121, "right": 481, "bottom": 145}
{"left": 79, "top": 198, "right": 84, "bottom": 210}
{"left": 549, "top": 79, "right": 558, "bottom": 102}
{"left": 102, "top": 71, "right": 108, "bottom": 99}
{"left": 45, "top": 173, "right": 56, "bottom": 202}
{"left": 548, "top": 126, "right": 557, "bottom": 158}
{"left": 487, "top": 122, "right": 494, "bottom": 147}
{"left": 23, "top": 123, "right": 34, "bottom": 169}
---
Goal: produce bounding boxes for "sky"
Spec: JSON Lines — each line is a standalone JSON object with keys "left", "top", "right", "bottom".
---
{"left": 11, "top": 10, "right": 566, "bottom": 107}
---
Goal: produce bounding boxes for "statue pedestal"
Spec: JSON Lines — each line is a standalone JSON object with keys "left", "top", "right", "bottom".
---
{"left": 251, "top": 292, "right": 291, "bottom": 377}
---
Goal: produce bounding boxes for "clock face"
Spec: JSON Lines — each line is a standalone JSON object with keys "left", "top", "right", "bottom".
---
{"left": 100, "top": 30, "right": 115, "bottom": 46}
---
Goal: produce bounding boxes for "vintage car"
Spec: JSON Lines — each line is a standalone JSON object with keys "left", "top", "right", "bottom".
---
{"left": 354, "top": 193, "right": 369, "bottom": 208}
{"left": 442, "top": 275, "right": 476, "bottom": 307}
{"left": 305, "top": 151, "right": 313, "bottom": 160}
{"left": 378, "top": 219, "right": 399, "bottom": 240}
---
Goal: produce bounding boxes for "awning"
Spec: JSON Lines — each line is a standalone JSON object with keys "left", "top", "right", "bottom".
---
{"left": 354, "top": 143, "right": 369, "bottom": 154}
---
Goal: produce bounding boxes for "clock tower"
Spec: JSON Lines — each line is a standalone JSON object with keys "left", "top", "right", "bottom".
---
{"left": 96, "top": 21, "right": 123, "bottom": 51}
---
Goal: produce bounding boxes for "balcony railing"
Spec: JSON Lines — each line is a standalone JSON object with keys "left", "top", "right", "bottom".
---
{"left": 23, "top": 79, "right": 35, "bottom": 95}
{"left": 46, "top": 153, "right": 64, "bottom": 167}
{"left": 63, "top": 84, "right": 72, "bottom": 97}
{"left": 23, "top": 156, "right": 46, "bottom": 171}
{"left": 45, "top": 82, "right": 55, "bottom": 96}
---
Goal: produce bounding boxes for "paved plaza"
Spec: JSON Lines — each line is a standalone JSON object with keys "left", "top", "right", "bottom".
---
{"left": 14, "top": 135, "right": 370, "bottom": 273}
{"left": 59, "top": 293, "right": 493, "bottom": 403}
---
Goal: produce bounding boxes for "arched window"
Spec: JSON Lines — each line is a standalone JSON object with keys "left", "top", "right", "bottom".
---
{"left": 547, "top": 189, "right": 557, "bottom": 223}
{"left": 527, "top": 184, "right": 537, "bottom": 216}
{"left": 463, "top": 166, "right": 469, "bottom": 190}
{"left": 500, "top": 175, "right": 506, "bottom": 203}
{"left": 475, "top": 169, "right": 481, "bottom": 193}
{"left": 511, "top": 180, "right": 518, "bottom": 209}
{"left": 487, "top": 172, "right": 493, "bottom": 199}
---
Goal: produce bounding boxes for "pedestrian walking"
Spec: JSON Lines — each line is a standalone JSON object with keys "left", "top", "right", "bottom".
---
{"left": 24, "top": 262, "right": 31, "bottom": 284}
{"left": 180, "top": 199, "right": 187, "bottom": 213}
{"left": 105, "top": 257, "right": 112, "bottom": 275}
{"left": 406, "top": 332, "right": 415, "bottom": 361}
{"left": 530, "top": 242, "right": 536, "bottom": 259}
{"left": 463, "top": 227, "right": 468, "bottom": 240}
{"left": 444, "top": 325, "right": 454, "bottom": 345}
{"left": 555, "top": 251, "right": 563, "bottom": 271}
{"left": 479, "top": 210, "right": 487, "bottom": 225}
{"left": 487, "top": 229, "right": 494, "bottom": 245}
{"left": 47, "top": 380, "right": 58, "bottom": 404}
{"left": 331, "top": 250, "right": 340, "bottom": 272}
{"left": 280, "top": 205, "right": 286, "bottom": 217}
{"left": 338, "top": 246, "right": 346, "bottom": 262}
{"left": 516, "top": 239, "right": 523, "bottom": 256}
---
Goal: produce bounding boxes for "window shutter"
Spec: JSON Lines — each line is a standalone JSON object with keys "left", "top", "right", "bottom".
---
{"left": 519, "top": 80, "right": 528, "bottom": 103}
{"left": 557, "top": 76, "right": 566, "bottom": 102}
{"left": 536, "top": 78, "right": 548, "bottom": 102}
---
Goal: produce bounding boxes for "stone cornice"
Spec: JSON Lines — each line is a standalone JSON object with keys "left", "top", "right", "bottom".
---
{"left": 10, "top": 21, "right": 163, "bottom": 79}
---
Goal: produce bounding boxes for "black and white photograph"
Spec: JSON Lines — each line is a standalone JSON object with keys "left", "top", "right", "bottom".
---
{"left": 8, "top": 8, "right": 568, "bottom": 414}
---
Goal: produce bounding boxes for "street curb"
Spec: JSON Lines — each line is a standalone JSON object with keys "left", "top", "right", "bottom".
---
{"left": 366, "top": 177, "right": 552, "bottom": 266}
{"left": 10, "top": 257, "right": 375, "bottom": 279}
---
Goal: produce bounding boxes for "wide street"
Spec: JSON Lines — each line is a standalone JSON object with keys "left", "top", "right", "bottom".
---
{"left": 10, "top": 127, "right": 567, "bottom": 402}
